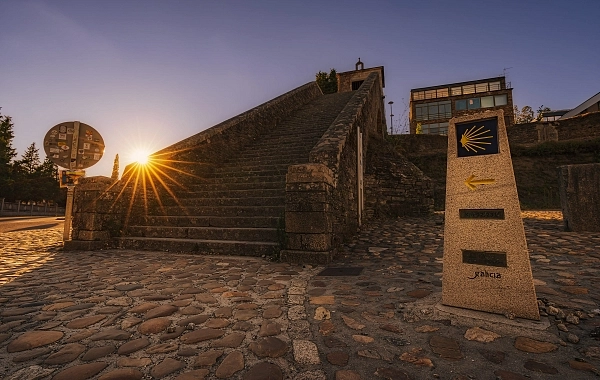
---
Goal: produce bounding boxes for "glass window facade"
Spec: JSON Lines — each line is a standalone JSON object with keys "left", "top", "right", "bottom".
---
{"left": 494, "top": 94, "right": 507, "bottom": 106}
{"left": 453, "top": 94, "right": 508, "bottom": 112}
{"left": 468, "top": 98, "right": 480, "bottom": 109}
{"left": 415, "top": 101, "right": 451, "bottom": 121}
{"left": 476, "top": 83, "right": 489, "bottom": 93}
{"left": 462, "top": 84, "right": 476, "bottom": 94}
{"left": 481, "top": 96, "right": 494, "bottom": 108}
{"left": 412, "top": 88, "right": 450, "bottom": 100}
{"left": 421, "top": 122, "right": 449, "bottom": 135}
{"left": 489, "top": 81, "right": 501, "bottom": 91}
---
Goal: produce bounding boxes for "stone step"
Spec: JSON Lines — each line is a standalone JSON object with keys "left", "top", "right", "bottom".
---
{"left": 188, "top": 181, "right": 285, "bottom": 192}
{"left": 166, "top": 196, "right": 285, "bottom": 207}
{"left": 197, "top": 174, "right": 286, "bottom": 185}
{"left": 156, "top": 205, "right": 284, "bottom": 217}
{"left": 207, "top": 169, "right": 289, "bottom": 179}
{"left": 177, "top": 188, "right": 284, "bottom": 199}
{"left": 232, "top": 150, "right": 309, "bottom": 160}
{"left": 138, "top": 215, "right": 281, "bottom": 228}
{"left": 126, "top": 226, "right": 278, "bottom": 242}
{"left": 117, "top": 237, "right": 280, "bottom": 256}
{"left": 224, "top": 157, "right": 308, "bottom": 166}
{"left": 213, "top": 163, "right": 291, "bottom": 173}
{"left": 118, "top": 92, "right": 353, "bottom": 257}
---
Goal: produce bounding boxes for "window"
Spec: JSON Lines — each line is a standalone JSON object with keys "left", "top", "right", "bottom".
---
{"left": 489, "top": 81, "right": 501, "bottom": 91}
{"left": 437, "top": 88, "right": 449, "bottom": 98}
{"left": 412, "top": 91, "right": 425, "bottom": 100}
{"left": 468, "top": 98, "right": 480, "bottom": 110}
{"left": 481, "top": 96, "right": 494, "bottom": 108}
{"left": 425, "top": 90, "right": 437, "bottom": 99}
{"left": 414, "top": 101, "right": 452, "bottom": 121}
{"left": 494, "top": 95, "right": 507, "bottom": 106}
{"left": 351, "top": 81, "right": 364, "bottom": 91}
{"left": 462, "top": 84, "right": 476, "bottom": 94}
{"left": 476, "top": 83, "right": 488, "bottom": 93}
{"left": 456, "top": 99, "right": 467, "bottom": 110}
{"left": 451, "top": 87, "right": 462, "bottom": 96}
{"left": 421, "top": 122, "right": 449, "bottom": 135}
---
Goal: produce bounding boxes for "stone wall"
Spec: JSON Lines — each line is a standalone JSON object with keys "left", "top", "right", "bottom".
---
{"left": 282, "top": 72, "right": 387, "bottom": 264}
{"left": 64, "top": 176, "right": 125, "bottom": 250}
{"left": 508, "top": 111, "right": 600, "bottom": 145}
{"left": 558, "top": 163, "right": 600, "bottom": 232}
{"left": 364, "top": 136, "right": 434, "bottom": 219}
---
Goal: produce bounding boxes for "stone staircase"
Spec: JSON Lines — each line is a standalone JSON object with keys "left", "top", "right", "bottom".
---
{"left": 117, "top": 92, "right": 354, "bottom": 256}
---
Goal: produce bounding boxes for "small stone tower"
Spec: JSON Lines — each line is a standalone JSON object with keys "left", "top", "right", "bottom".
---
{"left": 337, "top": 58, "right": 385, "bottom": 93}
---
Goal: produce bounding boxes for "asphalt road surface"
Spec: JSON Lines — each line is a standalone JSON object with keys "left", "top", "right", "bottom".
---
{"left": 0, "top": 216, "right": 64, "bottom": 233}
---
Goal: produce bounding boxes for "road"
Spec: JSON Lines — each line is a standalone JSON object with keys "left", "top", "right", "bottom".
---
{"left": 0, "top": 216, "right": 64, "bottom": 233}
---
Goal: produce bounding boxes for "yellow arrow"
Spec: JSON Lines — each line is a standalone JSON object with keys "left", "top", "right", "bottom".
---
{"left": 464, "top": 174, "right": 496, "bottom": 191}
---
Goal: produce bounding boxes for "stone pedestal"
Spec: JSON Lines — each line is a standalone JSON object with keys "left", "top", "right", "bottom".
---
{"left": 280, "top": 164, "right": 334, "bottom": 264}
{"left": 442, "top": 110, "right": 539, "bottom": 320}
{"left": 559, "top": 163, "right": 600, "bottom": 232}
{"left": 64, "top": 176, "right": 120, "bottom": 251}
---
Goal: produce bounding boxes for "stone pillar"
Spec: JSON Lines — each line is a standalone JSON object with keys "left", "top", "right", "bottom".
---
{"left": 64, "top": 176, "right": 121, "bottom": 250}
{"left": 558, "top": 163, "right": 600, "bottom": 232}
{"left": 280, "top": 164, "right": 334, "bottom": 264}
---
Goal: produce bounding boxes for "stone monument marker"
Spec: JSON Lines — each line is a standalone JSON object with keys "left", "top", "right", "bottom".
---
{"left": 442, "top": 109, "right": 539, "bottom": 320}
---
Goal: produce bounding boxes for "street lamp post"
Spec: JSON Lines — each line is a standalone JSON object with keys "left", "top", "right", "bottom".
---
{"left": 388, "top": 101, "right": 394, "bottom": 135}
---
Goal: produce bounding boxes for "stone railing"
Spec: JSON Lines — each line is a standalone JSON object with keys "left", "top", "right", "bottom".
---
{"left": 281, "top": 72, "right": 386, "bottom": 264}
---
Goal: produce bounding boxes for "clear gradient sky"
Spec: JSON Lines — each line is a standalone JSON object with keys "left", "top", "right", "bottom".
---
{"left": 1, "top": 0, "right": 599, "bottom": 176}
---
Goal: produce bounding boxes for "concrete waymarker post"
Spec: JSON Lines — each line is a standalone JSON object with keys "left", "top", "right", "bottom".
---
{"left": 442, "top": 110, "right": 539, "bottom": 320}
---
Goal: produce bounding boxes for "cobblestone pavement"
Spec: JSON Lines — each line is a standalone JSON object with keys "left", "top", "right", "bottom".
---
{"left": 2, "top": 212, "right": 600, "bottom": 379}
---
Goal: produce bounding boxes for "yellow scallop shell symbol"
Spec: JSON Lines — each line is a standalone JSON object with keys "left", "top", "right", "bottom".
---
{"left": 460, "top": 125, "right": 493, "bottom": 153}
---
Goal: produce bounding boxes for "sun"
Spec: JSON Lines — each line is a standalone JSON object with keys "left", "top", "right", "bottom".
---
{"left": 130, "top": 149, "right": 152, "bottom": 165}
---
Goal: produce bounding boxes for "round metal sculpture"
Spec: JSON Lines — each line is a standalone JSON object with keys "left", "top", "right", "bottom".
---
{"left": 43, "top": 121, "right": 105, "bottom": 169}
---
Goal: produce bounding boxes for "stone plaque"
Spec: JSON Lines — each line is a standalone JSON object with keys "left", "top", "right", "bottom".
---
{"left": 459, "top": 209, "right": 505, "bottom": 220}
{"left": 442, "top": 110, "right": 539, "bottom": 320}
{"left": 462, "top": 250, "right": 507, "bottom": 267}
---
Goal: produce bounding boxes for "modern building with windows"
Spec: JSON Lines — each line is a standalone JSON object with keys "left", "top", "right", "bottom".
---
{"left": 409, "top": 76, "right": 514, "bottom": 135}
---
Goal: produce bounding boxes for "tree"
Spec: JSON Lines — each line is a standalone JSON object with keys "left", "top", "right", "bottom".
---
{"left": 17, "top": 142, "right": 41, "bottom": 174}
{"left": 0, "top": 111, "right": 17, "bottom": 200}
{"left": 316, "top": 69, "right": 338, "bottom": 94}
{"left": 536, "top": 105, "right": 551, "bottom": 122}
{"left": 415, "top": 122, "right": 423, "bottom": 134}
{"left": 111, "top": 154, "right": 120, "bottom": 181}
{"left": 514, "top": 105, "right": 534, "bottom": 124}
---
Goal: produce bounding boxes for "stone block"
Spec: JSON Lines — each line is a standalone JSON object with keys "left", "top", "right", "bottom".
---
{"left": 285, "top": 191, "right": 329, "bottom": 204}
{"left": 286, "top": 182, "right": 332, "bottom": 192}
{"left": 285, "top": 201, "right": 330, "bottom": 213}
{"left": 285, "top": 212, "right": 331, "bottom": 234}
{"left": 77, "top": 230, "right": 110, "bottom": 241}
{"left": 73, "top": 213, "right": 104, "bottom": 230}
{"left": 286, "top": 234, "right": 331, "bottom": 252}
{"left": 286, "top": 164, "right": 335, "bottom": 185}
{"left": 559, "top": 163, "right": 600, "bottom": 232}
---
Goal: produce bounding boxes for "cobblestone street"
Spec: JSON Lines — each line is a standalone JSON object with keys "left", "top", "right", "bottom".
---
{"left": 2, "top": 212, "right": 600, "bottom": 379}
